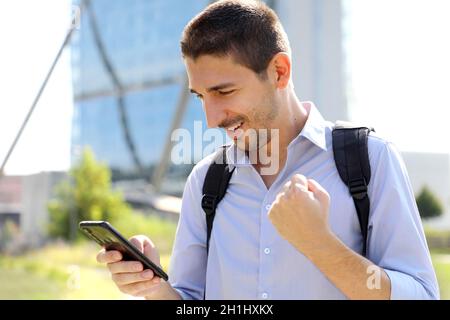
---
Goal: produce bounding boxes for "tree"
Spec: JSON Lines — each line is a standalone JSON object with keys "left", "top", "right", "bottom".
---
{"left": 416, "top": 186, "right": 444, "bottom": 219}
{"left": 47, "top": 148, "right": 131, "bottom": 241}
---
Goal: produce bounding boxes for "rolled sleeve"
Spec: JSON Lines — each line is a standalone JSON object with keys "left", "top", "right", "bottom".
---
{"left": 367, "top": 137, "right": 440, "bottom": 300}
{"left": 385, "top": 269, "right": 438, "bottom": 300}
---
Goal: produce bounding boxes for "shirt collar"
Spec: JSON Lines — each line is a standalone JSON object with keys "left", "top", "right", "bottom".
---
{"left": 289, "top": 101, "right": 328, "bottom": 151}
{"left": 225, "top": 101, "right": 328, "bottom": 166}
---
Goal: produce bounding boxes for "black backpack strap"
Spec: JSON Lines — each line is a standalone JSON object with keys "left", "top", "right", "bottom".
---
{"left": 201, "top": 146, "right": 235, "bottom": 300}
{"left": 332, "top": 121, "right": 374, "bottom": 257}
{"left": 201, "top": 146, "right": 235, "bottom": 255}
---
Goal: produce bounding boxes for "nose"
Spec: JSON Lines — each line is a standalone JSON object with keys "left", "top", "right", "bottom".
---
{"left": 203, "top": 97, "right": 227, "bottom": 128}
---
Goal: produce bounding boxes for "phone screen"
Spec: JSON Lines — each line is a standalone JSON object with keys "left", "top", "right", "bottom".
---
{"left": 79, "top": 221, "right": 169, "bottom": 281}
{"left": 85, "top": 225, "right": 135, "bottom": 259}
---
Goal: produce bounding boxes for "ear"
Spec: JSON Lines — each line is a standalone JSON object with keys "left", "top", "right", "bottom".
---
{"left": 268, "top": 52, "right": 291, "bottom": 89}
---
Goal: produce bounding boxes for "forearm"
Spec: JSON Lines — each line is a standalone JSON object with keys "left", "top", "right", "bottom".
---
{"left": 299, "top": 232, "right": 391, "bottom": 300}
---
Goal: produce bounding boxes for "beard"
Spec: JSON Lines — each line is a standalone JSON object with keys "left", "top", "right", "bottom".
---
{"left": 234, "top": 94, "right": 279, "bottom": 153}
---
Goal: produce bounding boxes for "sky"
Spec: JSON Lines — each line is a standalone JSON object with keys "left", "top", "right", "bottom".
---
{"left": 0, "top": 0, "right": 449, "bottom": 175}
{"left": 345, "top": 0, "right": 450, "bottom": 154}
{"left": 0, "top": 0, "right": 74, "bottom": 175}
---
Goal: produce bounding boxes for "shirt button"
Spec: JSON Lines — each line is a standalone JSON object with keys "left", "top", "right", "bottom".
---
{"left": 265, "top": 204, "right": 271, "bottom": 211}
{"left": 264, "top": 248, "right": 271, "bottom": 255}
{"left": 262, "top": 292, "right": 268, "bottom": 299}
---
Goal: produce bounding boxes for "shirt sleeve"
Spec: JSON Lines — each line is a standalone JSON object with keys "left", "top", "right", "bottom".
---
{"left": 167, "top": 161, "right": 209, "bottom": 300}
{"left": 367, "top": 138, "right": 440, "bottom": 300}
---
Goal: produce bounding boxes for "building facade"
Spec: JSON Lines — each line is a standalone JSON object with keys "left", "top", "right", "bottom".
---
{"left": 70, "top": 0, "right": 347, "bottom": 195}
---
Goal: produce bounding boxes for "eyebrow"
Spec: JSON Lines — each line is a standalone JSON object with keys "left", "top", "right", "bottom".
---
{"left": 190, "top": 82, "right": 236, "bottom": 95}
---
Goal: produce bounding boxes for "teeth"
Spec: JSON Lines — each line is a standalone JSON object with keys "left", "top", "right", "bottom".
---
{"left": 227, "top": 121, "right": 243, "bottom": 131}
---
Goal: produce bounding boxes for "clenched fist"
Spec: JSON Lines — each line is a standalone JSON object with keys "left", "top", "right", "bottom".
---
{"left": 268, "top": 174, "right": 332, "bottom": 255}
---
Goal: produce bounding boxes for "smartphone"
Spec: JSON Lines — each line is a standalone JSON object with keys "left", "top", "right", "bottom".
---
{"left": 79, "top": 220, "right": 168, "bottom": 281}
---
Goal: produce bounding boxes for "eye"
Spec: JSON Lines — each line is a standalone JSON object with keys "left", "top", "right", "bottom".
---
{"left": 194, "top": 93, "right": 203, "bottom": 100}
{"left": 218, "top": 90, "right": 235, "bottom": 96}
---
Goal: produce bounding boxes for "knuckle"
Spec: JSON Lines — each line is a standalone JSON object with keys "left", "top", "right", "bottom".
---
{"left": 118, "top": 285, "right": 131, "bottom": 295}
{"left": 133, "top": 262, "right": 143, "bottom": 272}
{"left": 147, "top": 268, "right": 155, "bottom": 275}
{"left": 109, "top": 250, "right": 121, "bottom": 261}
{"left": 96, "top": 249, "right": 107, "bottom": 263}
{"left": 105, "top": 251, "right": 114, "bottom": 262}
{"left": 134, "top": 281, "right": 149, "bottom": 293}
{"left": 111, "top": 273, "right": 123, "bottom": 285}
{"left": 107, "top": 261, "right": 120, "bottom": 274}
{"left": 129, "top": 235, "right": 141, "bottom": 244}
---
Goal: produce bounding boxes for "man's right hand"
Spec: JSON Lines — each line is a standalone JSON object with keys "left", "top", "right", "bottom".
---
{"left": 96, "top": 235, "right": 180, "bottom": 299}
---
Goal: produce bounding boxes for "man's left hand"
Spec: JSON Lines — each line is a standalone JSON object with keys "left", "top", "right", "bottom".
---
{"left": 268, "top": 174, "right": 332, "bottom": 255}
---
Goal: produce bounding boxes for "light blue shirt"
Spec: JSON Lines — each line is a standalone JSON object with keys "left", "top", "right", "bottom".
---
{"left": 168, "top": 103, "right": 439, "bottom": 300}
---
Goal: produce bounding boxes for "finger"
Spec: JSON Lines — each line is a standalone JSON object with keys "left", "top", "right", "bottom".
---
{"left": 108, "top": 260, "right": 144, "bottom": 274}
{"left": 121, "top": 278, "right": 162, "bottom": 296}
{"left": 134, "top": 279, "right": 164, "bottom": 297}
{"left": 282, "top": 180, "right": 292, "bottom": 193}
{"left": 143, "top": 238, "right": 161, "bottom": 266}
{"left": 274, "top": 188, "right": 286, "bottom": 203}
{"left": 97, "top": 249, "right": 122, "bottom": 263}
{"left": 129, "top": 236, "right": 144, "bottom": 253}
{"left": 308, "top": 179, "right": 330, "bottom": 205}
{"left": 112, "top": 269, "right": 155, "bottom": 285}
{"left": 291, "top": 174, "right": 308, "bottom": 190}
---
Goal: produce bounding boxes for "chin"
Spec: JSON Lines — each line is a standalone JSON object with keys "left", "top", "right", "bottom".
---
{"left": 235, "top": 136, "right": 269, "bottom": 154}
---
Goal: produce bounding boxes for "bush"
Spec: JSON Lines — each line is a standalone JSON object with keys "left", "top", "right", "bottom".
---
{"left": 113, "top": 211, "right": 177, "bottom": 256}
{"left": 47, "top": 148, "right": 132, "bottom": 241}
{"left": 0, "top": 220, "right": 24, "bottom": 254}
{"left": 416, "top": 186, "right": 444, "bottom": 219}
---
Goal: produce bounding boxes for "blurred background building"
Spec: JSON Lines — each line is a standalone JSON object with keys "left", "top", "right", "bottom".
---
{"left": 71, "top": 0, "right": 213, "bottom": 197}
{"left": 0, "top": 172, "right": 65, "bottom": 248}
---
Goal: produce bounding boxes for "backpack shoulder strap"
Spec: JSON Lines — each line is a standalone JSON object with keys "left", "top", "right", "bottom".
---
{"left": 332, "top": 121, "right": 374, "bottom": 257}
{"left": 201, "top": 146, "right": 235, "bottom": 255}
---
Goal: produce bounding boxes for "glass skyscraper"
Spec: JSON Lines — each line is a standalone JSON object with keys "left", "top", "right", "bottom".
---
{"left": 71, "top": 0, "right": 214, "bottom": 194}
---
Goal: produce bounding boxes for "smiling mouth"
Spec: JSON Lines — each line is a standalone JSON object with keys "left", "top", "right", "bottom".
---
{"left": 227, "top": 121, "right": 244, "bottom": 132}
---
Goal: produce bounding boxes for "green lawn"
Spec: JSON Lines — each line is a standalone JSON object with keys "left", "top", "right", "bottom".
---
{"left": 431, "top": 252, "right": 450, "bottom": 299}
{"left": 0, "top": 242, "right": 172, "bottom": 300}
{"left": 0, "top": 212, "right": 177, "bottom": 300}
{"left": 0, "top": 268, "right": 64, "bottom": 299}
{"left": 1, "top": 242, "right": 449, "bottom": 299}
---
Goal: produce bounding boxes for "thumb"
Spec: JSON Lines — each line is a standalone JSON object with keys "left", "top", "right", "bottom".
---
{"left": 307, "top": 179, "right": 330, "bottom": 206}
{"left": 129, "top": 235, "right": 144, "bottom": 253}
{"left": 142, "top": 237, "right": 161, "bottom": 266}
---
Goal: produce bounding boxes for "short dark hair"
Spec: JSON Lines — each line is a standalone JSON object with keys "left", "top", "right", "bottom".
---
{"left": 181, "top": 0, "right": 290, "bottom": 78}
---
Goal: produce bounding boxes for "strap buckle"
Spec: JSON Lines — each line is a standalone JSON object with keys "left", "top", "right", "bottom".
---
{"left": 201, "top": 194, "right": 218, "bottom": 216}
{"left": 348, "top": 178, "right": 368, "bottom": 200}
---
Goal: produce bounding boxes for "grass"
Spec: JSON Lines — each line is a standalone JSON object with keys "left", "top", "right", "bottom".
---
{"left": 0, "top": 268, "right": 64, "bottom": 299}
{"left": 0, "top": 213, "right": 177, "bottom": 300}
{"left": 3, "top": 244, "right": 449, "bottom": 300}
{"left": 0, "top": 241, "right": 173, "bottom": 300}
{"left": 1, "top": 217, "right": 449, "bottom": 299}
{"left": 431, "top": 252, "right": 450, "bottom": 299}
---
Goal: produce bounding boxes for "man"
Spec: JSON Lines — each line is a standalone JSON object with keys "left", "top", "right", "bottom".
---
{"left": 97, "top": 0, "right": 439, "bottom": 300}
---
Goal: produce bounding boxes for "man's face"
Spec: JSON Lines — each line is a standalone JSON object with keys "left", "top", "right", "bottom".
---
{"left": 185, "top": 54, "right": 279, "bottom": 152}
